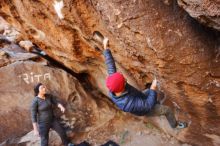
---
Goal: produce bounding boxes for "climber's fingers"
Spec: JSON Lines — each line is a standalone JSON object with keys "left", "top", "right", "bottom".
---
{"left": 19, "top": 40, "right": 34, "bottom": 52}
{"left": 150, "top": 78, "right": 157, "bottom": 90}
{"left": 103, "top": 37, "right": 109, "bottom": 49}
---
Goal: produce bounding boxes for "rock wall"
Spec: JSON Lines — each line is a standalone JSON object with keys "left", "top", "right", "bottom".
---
{"left": 177, "top": 0, "right": 220, "bottom": 31}
{"left": 0, "top": 0, "right": 220, "bottom": 146}
{"left": 0, "top": 43, "right": 119, "bottom": 145}
{"left": 0, "top": 44, "right": 191, "bottom": 146}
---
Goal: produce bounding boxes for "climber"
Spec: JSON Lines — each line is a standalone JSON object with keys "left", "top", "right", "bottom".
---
{"left": 93, "top": 31, "right": 187, "bottom": 129}
{"left": 31, "top": 83, "right": 74, "bottom": 146}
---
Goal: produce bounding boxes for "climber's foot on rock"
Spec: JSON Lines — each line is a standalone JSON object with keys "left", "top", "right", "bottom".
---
{"left": 67, "top": 143, "right": 75, "bottom": 146}
{"left": 176, "top": 121, "right": 188, "bottom": 129}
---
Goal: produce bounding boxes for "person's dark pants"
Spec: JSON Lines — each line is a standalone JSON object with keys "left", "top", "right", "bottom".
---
{"left": 143, "top": 89, "right": 177, "bottom": 128}
{"left": 38, "top": 120, "right": 69, "bottom": 146}
{"left": 146, "top": 104, "right": 177, "bottom": 128}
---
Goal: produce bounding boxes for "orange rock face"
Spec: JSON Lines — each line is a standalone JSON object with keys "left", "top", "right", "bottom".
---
{"left": 0, "top": 0, "right": 220, "bottom": 145}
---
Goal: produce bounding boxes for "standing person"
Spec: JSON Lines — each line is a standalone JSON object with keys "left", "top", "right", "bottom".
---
{"left": 93, "top": 32, "right": 187, "bottom": 129}
{"left": 31, "top": 83, "right": 74, "bottom": 146}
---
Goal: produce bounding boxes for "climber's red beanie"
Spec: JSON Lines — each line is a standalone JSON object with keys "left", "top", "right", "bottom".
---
{"left": 106, "top": 72, "right": 125, "bottom": 93}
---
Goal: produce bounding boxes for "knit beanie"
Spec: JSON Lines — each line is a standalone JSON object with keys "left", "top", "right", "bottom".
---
{"left": 106, "top": 72, "right": 125, "bottom": 93}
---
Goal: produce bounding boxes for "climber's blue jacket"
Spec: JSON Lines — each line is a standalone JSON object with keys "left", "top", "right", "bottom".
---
{"left": 104, "top": 49, "right": 157, "bottom": 115}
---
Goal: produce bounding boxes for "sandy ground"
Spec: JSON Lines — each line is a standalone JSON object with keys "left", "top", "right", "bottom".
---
{"left": 107, "top": 117, "right": 191, "bottom": 146}
{"left": 3, "top": 115, "right": 191, "bottom": 146}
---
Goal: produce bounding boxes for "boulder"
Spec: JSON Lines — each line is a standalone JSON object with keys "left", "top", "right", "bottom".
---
{"left": 0, "top": 0, "right": 219, "bottom": 145}
{"left": 0, "top": 50, "right": 116, "bottom": 144}
{"left": 177, "top": 0, "right": 220, "bottom": 31}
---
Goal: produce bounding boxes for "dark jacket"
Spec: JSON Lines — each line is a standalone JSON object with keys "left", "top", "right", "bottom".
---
{"left": 104, "top": 49, "right": 157, "bottom": 115}
{"left": 31, "top": 94, "right": 59, "bottom": 123}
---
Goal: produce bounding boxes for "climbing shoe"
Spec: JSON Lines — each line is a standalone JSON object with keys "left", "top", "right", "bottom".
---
{"left": 176, "top": 121, "right": 188, "bottom": 129}
{"left": 67, "top": 143, "right": 74, "bottom": 146}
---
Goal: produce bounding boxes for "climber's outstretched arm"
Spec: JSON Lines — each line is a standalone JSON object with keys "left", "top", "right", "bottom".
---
{"left": 103, "top": 49, "right": 117, "bottom": 75}
{"left": 103, "top": 38, "right": 117, "bottom": 75}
